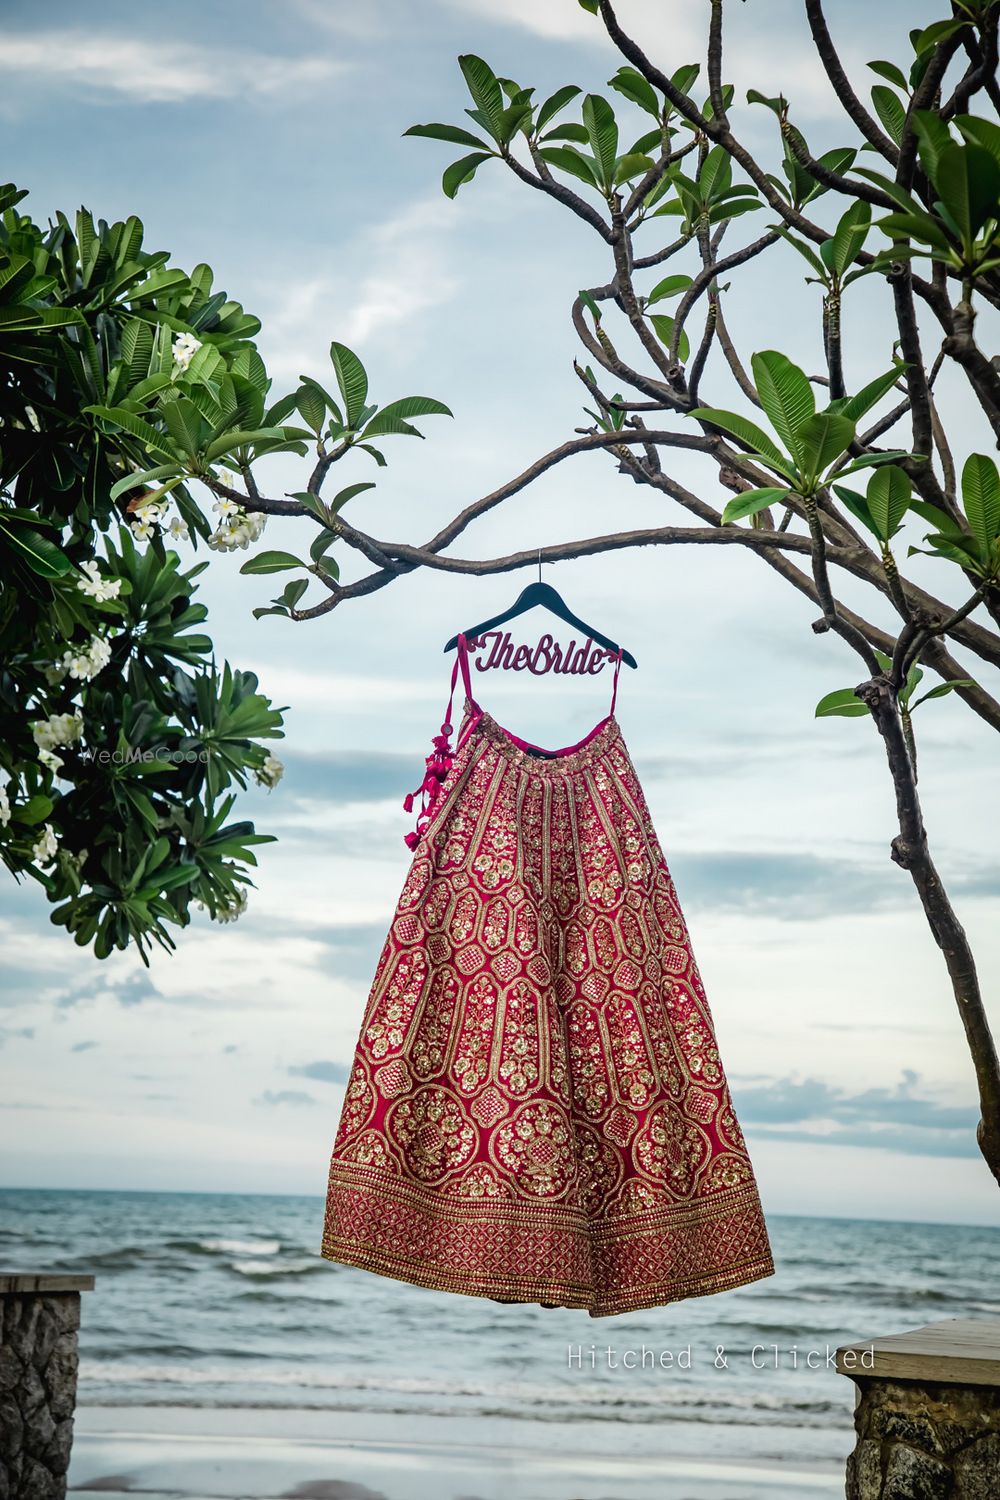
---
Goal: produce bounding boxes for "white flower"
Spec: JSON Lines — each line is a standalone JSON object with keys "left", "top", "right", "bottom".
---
{"left": 207, "top": 503, "right": 266, "bottom": 553}
{"left": 32, "top": 823, "right": 58, "bottom": 864}
{"left": 165, "top": 515, "right": 189, "bottom": 541}
{"left": 213, "top": 888, "right": 248, "bottom": 924}
{"left": 38, "top": 747, "right": 64, "bottom": 775}
{"left": 87, "top": 637, "right": 112, "bottom": 674}
{"left": 77, "top": 559, "right": 122, "bottom": 602}
{"left": 0, "top": 785, "right": 10, "bottom": 828}
{"left": 172, "top": 331, "right": 202, "bottom": 371}
{"left": 212, "top": 496, "right": 241, "bottom": 518}
{"left": 133, "top": 500, "right": 164, "bottom": 525}
{"left": 57, "top": 635, "right": 111, "bottom": 683}
{"left": 253, "top": 753, "right": 284, "bottom": 790}
{"left": 130, "top": 518, "right": 157, "bottom": 542}
{"left": 32, "top": 710, "right": 83, "bottom": 751}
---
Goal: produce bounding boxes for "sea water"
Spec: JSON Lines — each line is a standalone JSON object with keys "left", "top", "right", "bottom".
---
{"left": 2, "top": 1188, "right": 998, "bottom": 1472}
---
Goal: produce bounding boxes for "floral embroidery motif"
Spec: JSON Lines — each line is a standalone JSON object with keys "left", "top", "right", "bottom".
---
{"left": 492, "top": 1101, "right": 576, "bottom": 1198}
{"left": 386, "top": 1086, "right": 476, "bottom": 1183}
{"left": 634, "top": 1101, "right": 712, "bottom": 1198}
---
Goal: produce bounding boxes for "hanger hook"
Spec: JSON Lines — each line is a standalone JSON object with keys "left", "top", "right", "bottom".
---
{"left": 537, "top": 547, "right": 541, "bottom": 585}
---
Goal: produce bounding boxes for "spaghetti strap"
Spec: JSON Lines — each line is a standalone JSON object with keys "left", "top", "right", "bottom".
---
{"left": 402, "top": 636, "right": 477, "bottom": 849}
{"left": 609, "top": 647, "right": 623, "bottom": 718}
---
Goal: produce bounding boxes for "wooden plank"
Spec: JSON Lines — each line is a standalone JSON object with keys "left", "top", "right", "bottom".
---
{"left": 836, "top": 1318, "right": 1000, "bottom": 1387}
{"left": 0, "top": 1273, "right": 96, "bottom": 1294}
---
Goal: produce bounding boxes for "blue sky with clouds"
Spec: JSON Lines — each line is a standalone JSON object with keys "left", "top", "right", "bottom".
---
{"left": 2, "top": 0, "right": 999, "bottom": 1227}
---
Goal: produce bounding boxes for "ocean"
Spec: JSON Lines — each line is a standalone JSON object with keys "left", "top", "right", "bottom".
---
{"left": 2, "top": 1189, "right": 998, "bottom": 1497}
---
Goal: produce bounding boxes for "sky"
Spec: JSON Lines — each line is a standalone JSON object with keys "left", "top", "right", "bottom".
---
{"left": 2, "top": 0, "right": 999, "bottom": 1229}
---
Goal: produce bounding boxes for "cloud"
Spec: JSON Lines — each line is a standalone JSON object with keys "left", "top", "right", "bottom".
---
{"left": 254, "top": 1089, "right": 317, "bottom": 1108}
{"left": 0, "top": 1025, "right": 34, "bottom": 1047}
{"left": 70, "top": 1040, "right": 98, "bottom": 1053}
{"left": 259, "top": 197, "right": 460, "bottom": 383}
{"left": 737, "top": 1071, "right": 981, "bottom": 1158}
{"left": 439, "top": 0, "right": 856, "bottom": 123}
{"left": 0, "top": 31, "right": 344, "bottom": 104}
{"left": 288, "top": 1060, "right": 351, "bottom": 1084}
{"left": 271, "top": 750, "right": 415, "bottom": 805}
{"left": 54, "top": 970, "right": 160, "bottom": 1010}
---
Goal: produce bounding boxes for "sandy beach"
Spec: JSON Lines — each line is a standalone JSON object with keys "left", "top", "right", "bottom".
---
{"left": 69, "top": 1406, "right": 844, "bottom": 1500}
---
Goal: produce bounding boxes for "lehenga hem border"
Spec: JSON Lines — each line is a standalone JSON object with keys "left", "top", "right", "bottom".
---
{"left": 319, "top": 1233, "right": 775, "bottom": 1319}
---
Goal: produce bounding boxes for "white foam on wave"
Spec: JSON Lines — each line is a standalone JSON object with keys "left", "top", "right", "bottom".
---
{"left": 199, "top": 1238, "right": 281, "bottom": 1256}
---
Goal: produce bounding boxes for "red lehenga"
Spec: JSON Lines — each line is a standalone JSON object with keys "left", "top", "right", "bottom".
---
{"left": 322, "top": 636, "right": 773, "bottom": 1316}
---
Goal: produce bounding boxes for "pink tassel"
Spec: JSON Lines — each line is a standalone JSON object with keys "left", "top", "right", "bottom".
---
{"left": 404, "top": 718, "right": 457, "bottom": 848}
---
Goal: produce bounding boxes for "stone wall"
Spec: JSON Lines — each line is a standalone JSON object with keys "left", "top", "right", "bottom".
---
{"left": 0, "top": 1276, "right": 93, "bottom": 1500}
{"left": 846, "top": 1375, "right": 1000, "bottom": 1500}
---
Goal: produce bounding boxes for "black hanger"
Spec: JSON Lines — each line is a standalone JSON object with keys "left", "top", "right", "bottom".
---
{"left": 444, "top": 580, "right": 638, "bottom": 668}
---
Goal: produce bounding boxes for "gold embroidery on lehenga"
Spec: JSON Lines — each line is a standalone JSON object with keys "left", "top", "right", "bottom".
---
{"left": 323, "top": 707, "right": 774, "bottom": 1316}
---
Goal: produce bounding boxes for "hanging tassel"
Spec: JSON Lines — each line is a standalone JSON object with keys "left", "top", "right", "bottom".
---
{"left": 403, "top": 717, "right": 456, "bottom": 848}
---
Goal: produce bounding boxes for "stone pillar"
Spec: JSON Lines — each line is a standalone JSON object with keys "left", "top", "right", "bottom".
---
{"left": 0, "top": 1273, "right": 95, "bottom": 1500}
{"left": 837, "top": 1317, "right": 1000, "bottom": 1500}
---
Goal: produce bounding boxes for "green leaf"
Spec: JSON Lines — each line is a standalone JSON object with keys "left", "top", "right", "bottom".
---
{"left": 648, "top": 313, "right": 690, "bottom": 363}
{"left": 646, "top": 274, "right": 692, "bottom": 304}
{"left": 85, "top": 404, "right": 177, "bottom": 459}
{"left": 11, "top": 794, "right": 54, "bottom": 827}
{"left": 913, "top": 18, "right": 968, "bottom": 54}
{"left": 161, "top": 397, "right": 206, "bottom": 460}
{"left": 910, "top": 679, "right": 974, "bottom": 710}
{"left": 405, "top": 121, "right": 493, "bottom": 151}
{"left": 536, "top": 84, "right": 582, "bottom": 133}
{"left": 608, "top": 66, "right": 660, "bottom": 117}
{"left": 832, "top": 483, "right": 879, "bottom": 537}
{"left": 329, "top": 342, "right": 368, "bottom": 428}
{"left": 934, "top": 142, "right": 1000, "bottom": 245}
{"left": 836, "top": 449, "right": 912, "bottom": 476}
{"left": 868, "top": 59, "right": 909, "bottom": 91}
{"left": 459, "top": 54, "right": 504, "bottom": 141}
{"left": 954, "top": 114, "right": 1000, "bottom": 169}
{"left": 362, "top": 395, "right": 453, "bottom": 439}
{"left": 746, "top": 88, "right": 787, "bottom": 117}
{"left": 538, "top": 145, "right": 600, "bottom": 186}
{"left": 203, "top": 427, "right": 289, "bottom": 462}
{"left": 961, "top": 453, "right": 1000, "bottom": 553}
{"left": 542, "top": 123, "right": 590, "bottom": 144}
{"left": 773, "top": 226, "right": 827, "bottom": 278}
{"left": 721, "top": 486, "right": 790, "bottom": 523}
{"left": 442, "top": 151, "right": 492, "bottom": 198}
{"left": 0, "top": 519, "right": 73, "bottom": 578}
{"left": 614, "top": 152, "right": 655, "bottom": 185}
{"left": 867, "top": 464, "right": 912, "bottom": 539}
{"left": 816, "top": 688, "right": 869, "bottom": 718}
{"left": 751, "top": 351, "right": 815, "bottom": 462}
{"left": 109, "top": 464, "right": 183, "bottom": 501}
{"left": 797, "top": 411, "right": 856, "bottom": 476}
{"left": 582, "top": 93, "right": 619, "bottom": 190}
{"left": 280, "top": 578, "right": 308, "bottom": 609}
{"left": 878, "top": 209, "right": 956, "bottom": 253}
{"left": 871, "top": 85, "right": 906, "bottom": 145}
{"left": 908, "top": 530, "right": 984, "bottom": 569}
{"left": 239, "top": 550, "right": 306, "bottom": 575}
{"left": 578, "top": 289, "right": 603, "bottom": 324}
{"left": 909, "top": 497, "right": 963, "bottom": 534}
{"left": 829, "top": 365, "right": 905, "bottom": 423}
{"left": 296, "top": 383, "right": 326, "bottom": 434}
{"left": 329, "top": 481, "right": 376, "bottom": 514}
{"left": 688, "top": 406, "right": 793, "bottom": 473}
{"left": 829, "top": 200, "right": 872, "bottom": 277}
